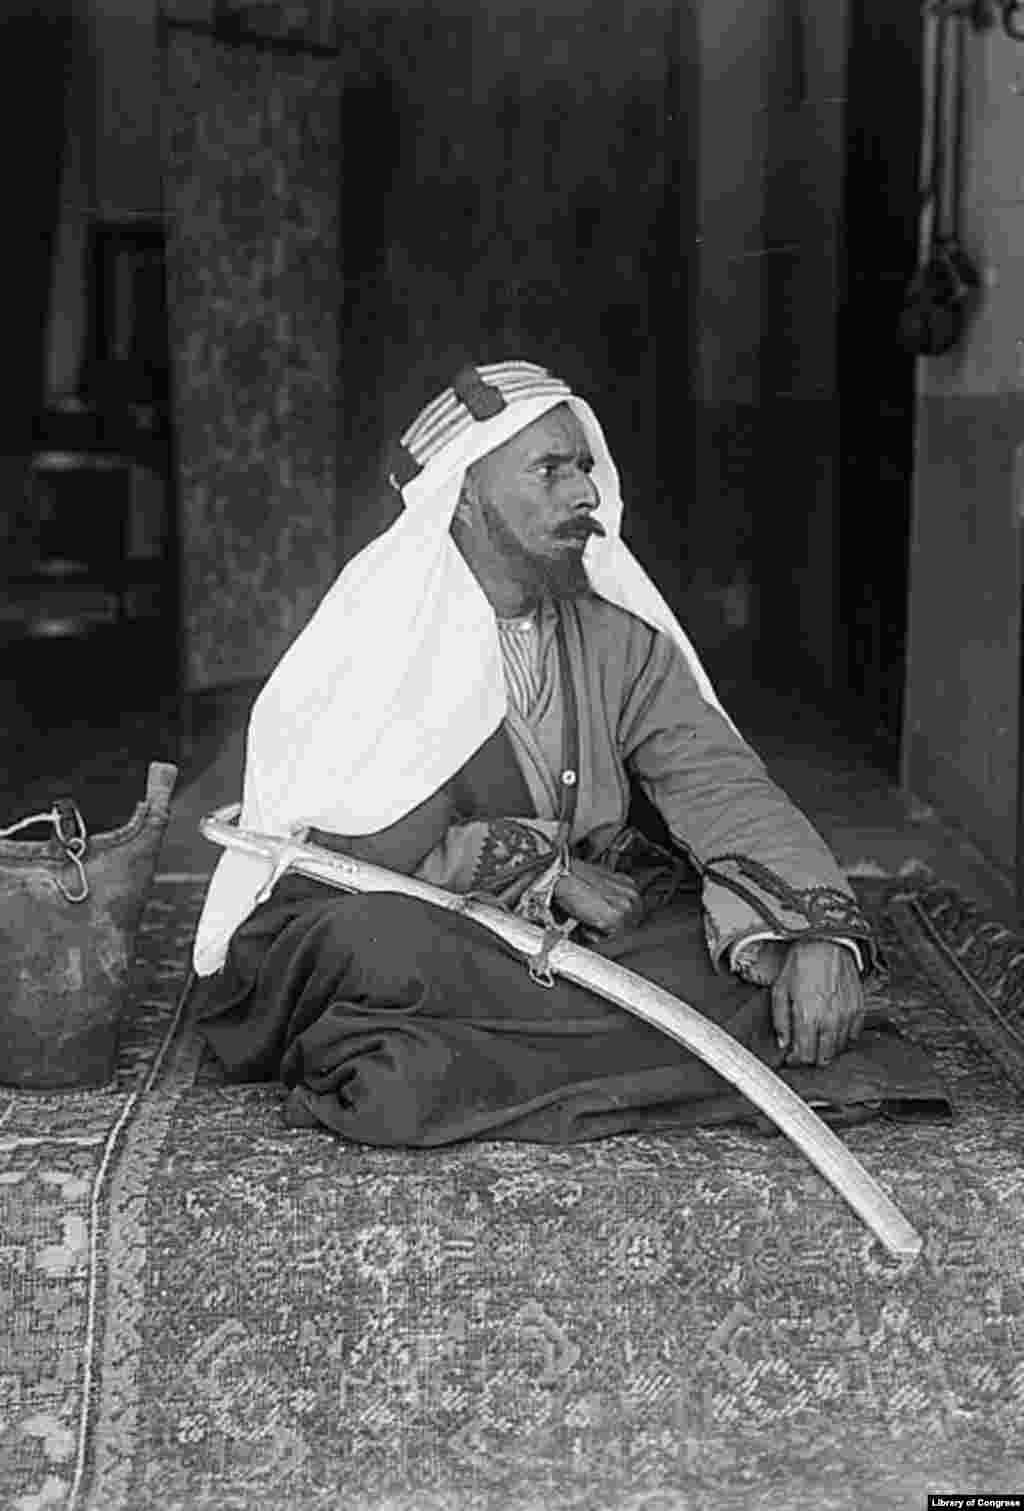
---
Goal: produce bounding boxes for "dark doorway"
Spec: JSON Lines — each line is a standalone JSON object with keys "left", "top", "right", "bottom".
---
{"left": 838, "top": 1, "right": 924, "bottom": 772}
{"left": 335, "top": 2, "right": 697, "bottom": 609}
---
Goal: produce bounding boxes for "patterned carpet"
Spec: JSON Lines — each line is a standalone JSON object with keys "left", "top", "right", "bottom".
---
{"left": 3, "top": 874, "right": 1024, "bottom": 1511}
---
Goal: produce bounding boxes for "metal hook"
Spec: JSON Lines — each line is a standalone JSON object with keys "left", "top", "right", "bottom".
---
{"left": 53, "top": 800, "right": 90, "bottom": 903}
{"left": 54, "top": 838, "right": 90, "bottom": 904}
{"left": 527, "top": 920, "right": 575, "bottom": 989}
{"left": 54, "top": 799, "right": 87, "bottom": 852}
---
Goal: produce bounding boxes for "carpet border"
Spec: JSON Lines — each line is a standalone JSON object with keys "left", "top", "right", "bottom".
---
{"left": 66, "top": 966, "right": 201, "bottom": 1510}
{"left": 886, "top": 890, "right": 1024, "bottom": 1095}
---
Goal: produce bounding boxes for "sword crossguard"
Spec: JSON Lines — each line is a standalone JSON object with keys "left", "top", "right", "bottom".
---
{"left": 254, "top": 845, "right": 304, "bottom": 905}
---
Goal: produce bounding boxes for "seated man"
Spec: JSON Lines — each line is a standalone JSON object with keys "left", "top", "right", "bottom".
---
{"left": 191, "top": 361, "right": 940, "bottom": 1145}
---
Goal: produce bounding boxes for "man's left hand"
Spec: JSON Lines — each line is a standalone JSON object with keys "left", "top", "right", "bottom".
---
{"left": 771, "top": 940, "right": 865, "bottom": 1067}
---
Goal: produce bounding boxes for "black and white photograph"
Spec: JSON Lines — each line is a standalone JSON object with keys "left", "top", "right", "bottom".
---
{"left": 2, "top": 2, "right": 1024, "bottom": 1508}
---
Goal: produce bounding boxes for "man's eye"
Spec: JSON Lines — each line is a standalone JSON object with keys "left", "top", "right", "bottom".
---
{"left": 540, "top": 458, "right": 593, "bottom": 480}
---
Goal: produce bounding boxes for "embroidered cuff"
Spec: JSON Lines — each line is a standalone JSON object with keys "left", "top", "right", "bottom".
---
{"left": 704, "top": 853, "right": 874, "bottom": 936}
{"left": 471, "top": 818, "right": 560, "bottom": 894}
{"left": 729, "top": 932, "right": 865, "bottom": 985}
{"left": 703, "top": 853, "right": 876, "bottom": 972}
{"left": 416, "top": 817, "right": 561, "bottom": 898}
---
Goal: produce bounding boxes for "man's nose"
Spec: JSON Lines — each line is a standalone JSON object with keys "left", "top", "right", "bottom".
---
{"left": 570, "top": 468, "right": 599, "bottom": 510}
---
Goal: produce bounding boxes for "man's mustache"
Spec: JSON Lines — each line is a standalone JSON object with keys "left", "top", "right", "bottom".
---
{"left": 555, "top": 519, "right": 607, "bottom": 542}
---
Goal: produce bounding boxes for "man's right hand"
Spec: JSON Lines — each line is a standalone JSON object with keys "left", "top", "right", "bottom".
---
{"left": 553, "top": 860, "right": 644, "bottom": 937}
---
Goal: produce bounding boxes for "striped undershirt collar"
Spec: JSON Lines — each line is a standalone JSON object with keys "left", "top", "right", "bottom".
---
{"left": 495, "top": 598, "right": 557, "bottom": 633}
{"left": 496, "top": 611, "right": 539, "bottom": 635}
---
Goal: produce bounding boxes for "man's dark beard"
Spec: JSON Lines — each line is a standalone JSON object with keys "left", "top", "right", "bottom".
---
{"left": 477, "top": 496, "right": 593, "bottom": 600}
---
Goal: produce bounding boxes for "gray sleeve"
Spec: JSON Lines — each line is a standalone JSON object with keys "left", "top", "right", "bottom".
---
{"left": 617, "top": 626, "right": 875, "bottom": 970}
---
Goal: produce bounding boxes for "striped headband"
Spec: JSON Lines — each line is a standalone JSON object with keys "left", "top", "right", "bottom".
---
{"left": 387, "top": 361, "right": 573, "bottom": 489}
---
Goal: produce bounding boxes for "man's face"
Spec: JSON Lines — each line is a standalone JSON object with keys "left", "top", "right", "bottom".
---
{"left": 460, "top": 404, "right": 605, "bottom": 598}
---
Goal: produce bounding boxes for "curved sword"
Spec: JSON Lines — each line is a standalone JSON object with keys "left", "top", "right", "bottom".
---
{"left": 200, "top": 805, "right": 923, "bottom": 1259}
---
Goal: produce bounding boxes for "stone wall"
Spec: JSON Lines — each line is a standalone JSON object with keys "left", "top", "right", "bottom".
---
{"left": 160, "top": 0, "right": 340, "bottom": 691}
